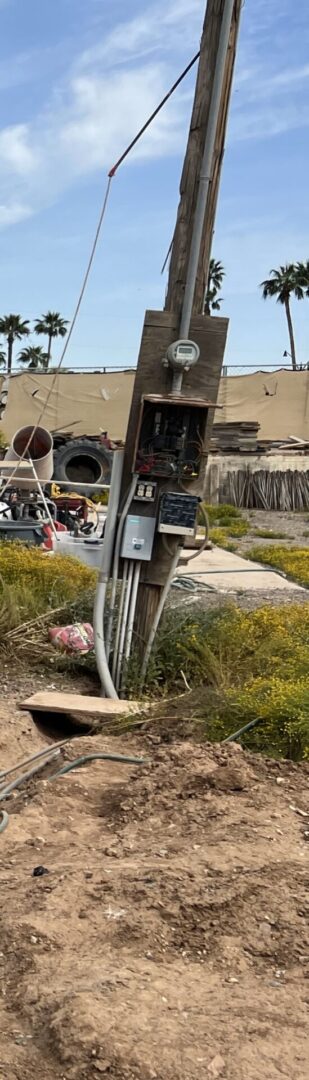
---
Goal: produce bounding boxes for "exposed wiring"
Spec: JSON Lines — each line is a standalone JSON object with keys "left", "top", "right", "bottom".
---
{"left": 171, "top": 575, "right": 216, "bottom": 593}
{"left": 50, "top": 751, "right": 145, "bottom": 778}
{"left": 180, "top": 502, "right": 210, "bottom": 563}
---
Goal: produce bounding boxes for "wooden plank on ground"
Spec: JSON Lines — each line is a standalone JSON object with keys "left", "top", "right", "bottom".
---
{"left": 20, "top": 692, "right": 142, "bottom": 717}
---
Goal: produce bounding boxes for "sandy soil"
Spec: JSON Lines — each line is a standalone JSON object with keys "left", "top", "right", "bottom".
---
{"left": 235, "top": 509, "right": 309, "bottom": 553}
{"left": 0, "top": 691, "right": 308, "bottom": 1080}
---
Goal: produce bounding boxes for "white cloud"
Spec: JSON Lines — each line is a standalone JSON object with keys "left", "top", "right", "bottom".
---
{"left": 0, "top": 0, "right": 308, "bottom": 230}
{"left": 0, "top": 124, "right": 36, "bottom": 175}
{"left": 77, "top": 0, "right": 201, "bottom": 70}
{"left": 0, "top": 202, "right": 31, "bottom": 227}
{"left": 0, "top": 0, "right": 199, "bottom": 229}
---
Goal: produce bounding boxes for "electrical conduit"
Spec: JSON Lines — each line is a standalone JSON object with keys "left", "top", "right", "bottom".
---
{"left": 93, "top": 450, "right": 124, "bottom": 699}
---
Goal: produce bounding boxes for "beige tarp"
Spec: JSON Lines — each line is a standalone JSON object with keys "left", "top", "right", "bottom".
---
{"left": 217, "top": 369, "right": 309, "bottom": 441}
{"left": 0, "top": 371, "right": 135, "bottom": 442}
{"left": 0, "top": 368, "right": 308, "bottom": 443}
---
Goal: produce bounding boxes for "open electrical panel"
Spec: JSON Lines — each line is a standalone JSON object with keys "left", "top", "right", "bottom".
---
{"left": 133, "top": 395, "right": 211, "bottom": 482}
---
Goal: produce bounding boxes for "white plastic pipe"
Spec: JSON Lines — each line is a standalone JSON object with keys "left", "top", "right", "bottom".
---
{"left": 3, "top": 425, "right": 53, "bottom": 490}
{"left": 115, "top": 560, "right": 134, "bottom": 692}
{"left": 105, "top": 473, "right": 138, "bottom": 660}
{"left": 122, "top": 561, "right": 141, "bottom": 679}
{"left": 93, "top": 449, "right": 124, "bottom": 698}
{"left": 112, "top": 559, "right": 128, "bottom": 683}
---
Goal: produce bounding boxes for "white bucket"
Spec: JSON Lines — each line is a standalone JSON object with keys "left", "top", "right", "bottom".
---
{"left": 53, "top": 533, "right": 102, "bottom": 569}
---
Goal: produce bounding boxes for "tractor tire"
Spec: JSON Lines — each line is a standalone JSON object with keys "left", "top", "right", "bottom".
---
{"left": 53, "top": 438, "right": 112, "bottom": 497}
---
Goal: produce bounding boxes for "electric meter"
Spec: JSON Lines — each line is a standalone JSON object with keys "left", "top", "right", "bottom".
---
{"left": 166, "top": 339, "right": 200, "bottom": 371}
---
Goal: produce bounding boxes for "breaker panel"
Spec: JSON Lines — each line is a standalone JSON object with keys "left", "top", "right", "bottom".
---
{"left": 158, "top": 492, "right": 199, "bottom": 537}
{"left": 133, "top": 395, "right": 210, "bottom": 481}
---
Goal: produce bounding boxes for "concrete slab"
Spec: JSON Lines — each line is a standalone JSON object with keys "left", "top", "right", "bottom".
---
{"left": 176, "top": 546, "right": 305, "bottom": 593}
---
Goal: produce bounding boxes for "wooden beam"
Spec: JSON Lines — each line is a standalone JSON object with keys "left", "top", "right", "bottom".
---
{"left": 21, "top": 692, "right": 142, "bottom": 718}
{"left": 164, "top": 0, "right": 242, "bottom": 321}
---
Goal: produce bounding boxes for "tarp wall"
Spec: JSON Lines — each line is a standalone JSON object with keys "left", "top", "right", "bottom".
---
{"left": 217, "top": 369, "right": 309, "bottom": 440}
{"left": 0, "top": 368, "right": 308, "bottom": 442}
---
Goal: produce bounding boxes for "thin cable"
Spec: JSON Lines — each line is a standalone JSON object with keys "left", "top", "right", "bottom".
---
{"left": 0, "top": 737, "right": 74, "bottom": 783}
{"left": 0, "top": 177, "right": 112, "bottom": 499}
{"left": 0, "top": 50, "right": 200, "bottom": 496}
{"left": 50, "top": 751, "right": 145, "bottom": 778}
{"left": 182, "top": 503, "right": 210, "bottom": 562}
{"left": 0, "top": 750, "right": 61, "bottom": 802}
{"left": 108, "top": 51, "right": 200, "bottom": 177}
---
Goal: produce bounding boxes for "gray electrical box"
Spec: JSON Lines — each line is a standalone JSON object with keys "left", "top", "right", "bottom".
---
{"left": 158, "top": 492, "right": 199, "bottom": 537}
{"left": 120, "top": 514, "right": 156, "bottom": 561}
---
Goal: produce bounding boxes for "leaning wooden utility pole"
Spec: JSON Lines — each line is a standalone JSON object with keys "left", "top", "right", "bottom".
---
{"left": 165, "top": 0, "right": 242, "bottom": 320}
{"left": 119, "top": 0, "right": 243, "bottom": 670}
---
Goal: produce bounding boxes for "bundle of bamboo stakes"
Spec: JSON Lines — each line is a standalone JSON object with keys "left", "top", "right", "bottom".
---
{"left": 224, "top": 469, "right": 309, "bottom": 511}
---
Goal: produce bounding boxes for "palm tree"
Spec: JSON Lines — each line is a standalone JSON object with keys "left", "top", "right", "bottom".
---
{"left": 0, "top": 350, "right": 6, "bottom": 367}
{"left": 18, "top": 345, "right": 49, "bottom": 371}
{"left": 260, "top": 264, "right": 306, "bottom": 371}
{"left": 204, "top": 258, "right": 225, "bottom": 315}
{"left": 295, "top": 260, "right": 309, "bottom": 296}
{"left": 34, "top": 311, "right": 68, "bottom": 369}
{"left": 0, "top": 314, "right": 30, "bottom": 374}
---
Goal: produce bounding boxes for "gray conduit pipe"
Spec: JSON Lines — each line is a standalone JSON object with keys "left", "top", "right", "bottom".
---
{"left": 0, "top": 750, "right": 61, "bottom": 802}
{"left": 115, "top": 560, "right": 134, "bottom": 691}
{"left": 112, "top": 559, "right": 128, "bottom": 683}
{"left": 105, "top": 473, "right": 138, "bottom": 660}
{"left": 120, "top": 561, "right": 141, "bottom": 694}
{"left": 0, "top": 738, "right": 72, "bottom": 782}
{"left": 93, "top": 450, "right": 124, "bottom": 699}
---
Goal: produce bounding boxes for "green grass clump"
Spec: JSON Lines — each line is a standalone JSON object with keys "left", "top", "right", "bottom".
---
{"left": 253, "top": 529, "right": 289, "bottom": 540}
{"left": 0, "top": 541, "right": 97, "bottom": 634}
{"left": 209, "top": 527, "right": 238, "bottom": 550}
{"left": 226, "top": 519, "right": 248, "bottom": 538}
{"left": 246, "top": 545, "right": 309, "bottom": 588}
{"left": 141, "top": 602, "right": 309, "bottom": 759}
{"left": 200, "top": 503, "right": 241, "bottom": 526}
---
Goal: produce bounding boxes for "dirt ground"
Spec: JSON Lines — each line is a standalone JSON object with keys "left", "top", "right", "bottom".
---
{"left": 235, "top": 509, "right": 309, "bottom": 553}
{"left": 0, "top": 689, "right": 308, "bottom": 1080}
{"left": 172, "top": 509, "right": 309, "bottom": 612}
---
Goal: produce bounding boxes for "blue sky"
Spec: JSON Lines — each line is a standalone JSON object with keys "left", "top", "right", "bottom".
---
{"left": 0, "top": 0, "right": 308, "bottom": 372}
